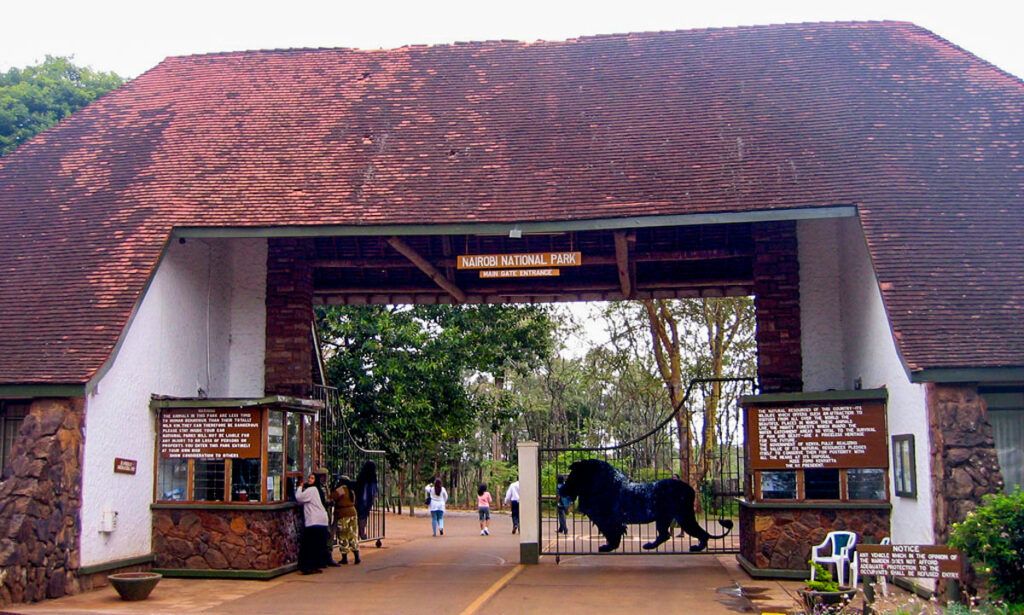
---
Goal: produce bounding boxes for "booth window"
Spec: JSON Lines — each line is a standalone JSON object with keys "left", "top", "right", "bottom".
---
{"left": 848, "top": 468, "right": 887, "bottom": 500}
{"left": 805, "top": 468, "right": 840, "bottom": 500}
{"left": 193, "top": 459, "right": 226, "bottom": 501}
{"left": 891, "top": 435, "right": 917, "bottom": 498}
{"left": 760, "top": 471, "right": 797, "bottom": 499}
{"left": 267, "top": 411, "right": 285, "bottom": 501}
{"left": 757, "top": 468, "right": 887, "bottom": 501}
{"left": 158, "top": 458, "right": 188, "bottom": 500}
{"left": 155, "top": 401, "right": 317, "bottom": 504}
{"left": 0, "top": 401, "right": 29, "bottom": 474}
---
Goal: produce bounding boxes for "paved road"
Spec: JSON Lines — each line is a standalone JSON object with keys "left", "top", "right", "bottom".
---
{"left": 11, "top": 511, "right": 804, "bottom": 615}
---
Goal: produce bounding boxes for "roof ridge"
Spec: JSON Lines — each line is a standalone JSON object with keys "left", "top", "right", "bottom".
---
{"left": 151, "top": 20, "right": 924, "bottom": 67}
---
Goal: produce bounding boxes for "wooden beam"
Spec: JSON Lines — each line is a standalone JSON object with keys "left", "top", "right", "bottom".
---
{"left": 316, "top": 284, "right": 754, "bottom": 306}
{"left": 385, "top": 236, "right": 467, "bottom": 303}
{"left": 613, "top": 231, "right": 634, "bottom": 299}
{"left": 314, "top": 277, "right": 751, "bottom": 296}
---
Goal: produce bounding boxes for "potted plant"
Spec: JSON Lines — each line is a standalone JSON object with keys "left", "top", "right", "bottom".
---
{"left": 799, "top": 562, "right": 857, "bottom": 613}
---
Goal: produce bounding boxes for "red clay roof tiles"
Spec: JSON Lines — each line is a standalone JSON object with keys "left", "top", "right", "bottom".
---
{"left": 1, "top": 21, "right": 1023, "bottom": 384}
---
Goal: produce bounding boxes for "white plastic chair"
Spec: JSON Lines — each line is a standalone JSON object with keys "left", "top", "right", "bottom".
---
{"left": 810, "top": 531, "right": 858, "bottom": 587}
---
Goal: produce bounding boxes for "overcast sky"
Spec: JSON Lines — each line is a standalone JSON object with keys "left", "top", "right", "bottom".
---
{"left": 2, "top": 0, "right": 1023, "bottom": 80}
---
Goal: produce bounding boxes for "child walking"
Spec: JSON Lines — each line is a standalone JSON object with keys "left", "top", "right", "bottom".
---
{"left": 477, "top": 483, "right": 492, "bottom": 535}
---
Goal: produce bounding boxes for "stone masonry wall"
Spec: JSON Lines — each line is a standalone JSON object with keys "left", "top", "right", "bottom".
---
{"left": 740, "top": 504, "right": 890, "bottom": 571}
{"left": 0, "top": 398, "right": 84, "bottom": 605}
{"left": 265, "top": 238, "right": 314, "bottom": 397}
{"left": 752, "top": 221, "right": 803, "bottom": 394}
{"left": 152, "top": 506, "right": 302, "bottom": 571}
{"left": 927, "top": 384, "right": 1004, "bottom": 543}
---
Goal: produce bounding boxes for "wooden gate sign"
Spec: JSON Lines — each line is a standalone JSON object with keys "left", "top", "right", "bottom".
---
{"left": 746, "top": 400, "right": 888, "bottom": 469}
{"left": 857, "top": 545, "right": 963, "bottom": 580}
{"left": 457, "top": 252, "right": 581, "bottom": 269}
{"left": 159, "top": 408, "right": 261, "bottom": 459}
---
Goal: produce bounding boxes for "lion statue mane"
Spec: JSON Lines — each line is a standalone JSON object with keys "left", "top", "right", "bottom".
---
{"left": 559, "top": 458, "right": 733, "bottom": 552}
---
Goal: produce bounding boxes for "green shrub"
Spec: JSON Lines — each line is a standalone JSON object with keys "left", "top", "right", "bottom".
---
{"left": 806, "top": 562, "right": 840, "bottom": 592}
{"left": 948, "top": 488, "right": 1024, "bottom": 602}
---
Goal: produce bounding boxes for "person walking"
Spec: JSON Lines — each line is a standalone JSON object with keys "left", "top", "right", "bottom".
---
{"left": 504, "top": 479, "right": 520, "bottom": 534}
{"left": 428, "top": 478, "right": 448, "bottom": 536}
{"left": 556, "top": 474, "right": 570, "bottom": 534}
{"left": 295, "top": 472, "right": 330, "bottom": 574}
{"left": 477, "top": 483, "right": 492, "bottom": 535}
{"left": 329, "top": 475, "right": 361, "bottom": 565}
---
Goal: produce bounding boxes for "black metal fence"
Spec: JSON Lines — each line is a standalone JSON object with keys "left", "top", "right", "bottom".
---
{"left": 314, "top": 385, "right": 389, "bottom": 547}
{"left": 538, "top": 378, "right": 755, "bottom": 559}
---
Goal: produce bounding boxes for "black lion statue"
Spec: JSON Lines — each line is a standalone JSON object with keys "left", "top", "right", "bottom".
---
{"left": 559, "top": 458, "right": 733, "bottom": 552}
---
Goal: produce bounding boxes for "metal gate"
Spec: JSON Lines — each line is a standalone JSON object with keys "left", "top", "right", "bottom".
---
{"left": 315, "top": 385, "right": 389, "bottom": 547}
{"left": 538, "top": 377, "right": 756, "bottom": 559}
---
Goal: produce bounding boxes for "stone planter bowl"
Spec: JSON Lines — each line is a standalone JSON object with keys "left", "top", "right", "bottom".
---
{"left": 107, "top": 572, "right": 162, "bottom": 601}
{"left": 798, "top": 588, "right": 857, "bottom": 612}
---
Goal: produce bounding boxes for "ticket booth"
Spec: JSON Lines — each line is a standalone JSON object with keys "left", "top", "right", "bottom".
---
{"left": 737, "top": 390, "right": 892, "bottom": 577}
{"left": 150, "top": 396, "right": 322, "bottom": 578}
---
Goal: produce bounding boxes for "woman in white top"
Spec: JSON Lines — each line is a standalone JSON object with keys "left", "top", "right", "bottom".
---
{"left": 295, "top": 472, "right": 330, "bottom": 574}
{"left": 428, "top": 478, "right": 449, "bottom": 536}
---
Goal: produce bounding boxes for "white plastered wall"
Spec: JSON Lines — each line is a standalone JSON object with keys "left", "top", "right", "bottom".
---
{"left": 799, "top": 217, "right": 934, "bottom": 547}
{"left": 79, "top": 237, "right": 266, "bottom": 567}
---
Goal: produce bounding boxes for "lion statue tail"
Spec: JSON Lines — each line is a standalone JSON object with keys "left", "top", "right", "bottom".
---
{"left": 707, "top": 519, "right": 734, "bottom": 539}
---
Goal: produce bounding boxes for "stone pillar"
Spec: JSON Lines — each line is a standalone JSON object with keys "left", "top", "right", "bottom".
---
{"left": 752, "top": 221, "right": 802, "bottom": 393}
{"left": 0, "top": 398, "right": 85, "bottom": 606}
{"left": 517, "top": 441, "right": 539, "bottom": 564}
{"left": 265, "top": 238, "right": 314, "bottom": 397}
{"left": 928, "top": 384, "right": 1004, "bottom": 543}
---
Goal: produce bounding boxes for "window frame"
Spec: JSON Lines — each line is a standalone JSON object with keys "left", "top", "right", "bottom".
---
{"left": 154, "top": 399, "right": 319, "bottom": 505}
{"left": 891, "top": 434, "right": 917, "bottom": 498}
{"left": 0, "top": 401, "right": 29, "bottom": 475}
{"left": 755, "top": 467, "right": 889, "bottom": 503}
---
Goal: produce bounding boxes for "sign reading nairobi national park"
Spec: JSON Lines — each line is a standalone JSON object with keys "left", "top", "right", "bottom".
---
{"left": 457, "top": 252, "right": 582, "bottom": 269}
{"left": 745, "top": 399, "right": 888, "bottom": 470}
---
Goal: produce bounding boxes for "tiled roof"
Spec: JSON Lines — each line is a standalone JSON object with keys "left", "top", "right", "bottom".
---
{"left": 1, "top": 21, "right": 1022, "bottom": 384}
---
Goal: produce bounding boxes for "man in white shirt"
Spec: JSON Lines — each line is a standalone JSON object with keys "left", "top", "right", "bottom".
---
{"left": 504, "top": 480, "right": 520, "bottom": 534}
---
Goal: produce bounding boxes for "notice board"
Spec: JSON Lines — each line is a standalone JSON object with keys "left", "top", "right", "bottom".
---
{"left": 745, "top": 397, "right": 887, "bottom": 470}
{"left": 159, "top": 408, "right": 261, "bottom": 459}
{"left": 857, "top": 545, "right": 963, "bottom": 580}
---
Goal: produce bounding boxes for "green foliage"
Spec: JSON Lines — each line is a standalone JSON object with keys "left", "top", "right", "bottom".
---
{"left": 481, "top": 458, "right": 517, "bottom": 489}
{"left": 946, "top": 601, "right": 1024, "bottom": 615}
{"left": 806, "top": 562, "right": 840, "bottom": 592}
{"left": 316, "top": 304, "right": 555, "bottom": 471}
{"left": 0, "top": 56, "right": 122, "bottom": 155}
{"left": 949, "top": 489, "right": 1024, "bottom": 602}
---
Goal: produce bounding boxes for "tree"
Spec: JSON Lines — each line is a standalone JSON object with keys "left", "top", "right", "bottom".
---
{"left": 604, "top": 298, "right": 756, "bottom": 484}
{"left": 0, "top": 56, "right": 123, "bottom": 156}
{"left": 316, "top": 303, "right": 555, "bottom": 503}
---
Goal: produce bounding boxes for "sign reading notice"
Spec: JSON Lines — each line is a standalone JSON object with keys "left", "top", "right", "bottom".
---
{"left": 160, "top": 408, "right": 261, "bottom": 459}
{"left": 457, "top": 252, "right": 581, "bottom": 269}
{"left": 746, "top": 401, "right": 887, "bottom": 469}
{"left": 857, "top": 545, "right": 963, "bottom": 580}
